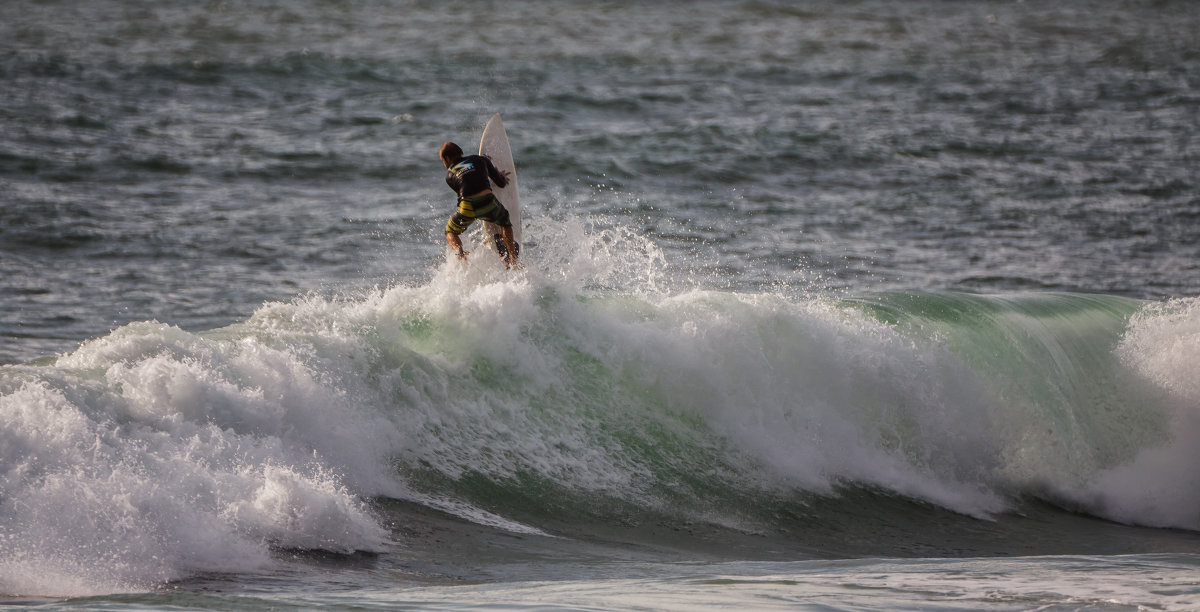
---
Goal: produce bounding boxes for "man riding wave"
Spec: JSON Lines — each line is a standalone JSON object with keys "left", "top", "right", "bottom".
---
{"left": 439, "top": 141, "right": 519, "bottom": 266}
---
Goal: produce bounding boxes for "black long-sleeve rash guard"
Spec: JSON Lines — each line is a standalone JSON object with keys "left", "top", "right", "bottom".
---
{"left": 445, "top": 154, "right": 507, "bottom": 199}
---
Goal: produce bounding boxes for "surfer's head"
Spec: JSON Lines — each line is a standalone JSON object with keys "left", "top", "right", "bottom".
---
{"left": 439, "top": 142, "right": 463, "bottom": 168}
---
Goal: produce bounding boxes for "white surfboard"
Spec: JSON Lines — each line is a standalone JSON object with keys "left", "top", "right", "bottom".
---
{"left": 478, "top": 114, "right": 522, "bottom": 252}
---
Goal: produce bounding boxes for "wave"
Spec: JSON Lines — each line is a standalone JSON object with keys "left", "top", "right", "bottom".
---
{"left": 2, "top": 222, "right": 1199, "bottom": 596}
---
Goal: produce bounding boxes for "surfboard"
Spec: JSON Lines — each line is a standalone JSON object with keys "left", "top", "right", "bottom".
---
{"left": 477, "top": 113, "right": 522, "bottom": 254}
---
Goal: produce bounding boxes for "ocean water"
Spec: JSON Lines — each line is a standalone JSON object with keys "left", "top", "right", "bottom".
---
{"left": 3, "top": 0, "right": 1200, "bottom": 609}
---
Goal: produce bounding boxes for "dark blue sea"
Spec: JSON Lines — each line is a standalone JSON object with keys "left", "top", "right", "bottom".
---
{"left": 3, "top": 1, "right": 1200, "bottom": 609}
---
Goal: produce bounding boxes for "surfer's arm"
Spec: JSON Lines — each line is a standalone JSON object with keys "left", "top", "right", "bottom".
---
{"left": 484, "top": 157, "right": 509, "bottom": 188}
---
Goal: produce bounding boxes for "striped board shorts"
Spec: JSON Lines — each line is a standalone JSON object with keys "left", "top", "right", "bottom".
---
{"left": 445, "top": 193, "right": 512, "bottom": 235}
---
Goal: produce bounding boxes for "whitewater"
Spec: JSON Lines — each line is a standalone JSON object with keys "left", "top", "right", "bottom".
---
{"left": 5, "top": 224, "right": 1200, "bottom": 604}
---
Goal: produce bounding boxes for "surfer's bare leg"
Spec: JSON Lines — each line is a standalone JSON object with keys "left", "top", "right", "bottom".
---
{"left": 446, "top": 232, "right": 468, "bottom": 259}
{"left": 500, "top": 226, "right": 519, "bottom": 266}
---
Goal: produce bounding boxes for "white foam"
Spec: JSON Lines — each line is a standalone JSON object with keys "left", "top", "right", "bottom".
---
{"left": 364, "top": 251, "right": 1012, "bottom": 517}
{"left": 1068, "top": 298, "right": 1200, "bottom": 529}
{"left": 562, "top": 289, "right": 1010, "bottom": 517}
{"left": 1116, "top": 298, "right": 1200, "bottom": 401}
{"left": 1, "top": 322, "right": 396, "bottom": 596}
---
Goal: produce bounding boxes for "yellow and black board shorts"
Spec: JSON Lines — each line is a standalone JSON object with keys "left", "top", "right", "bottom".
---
{"left": 445, "top": 193, "right": 512, "bottom": 235}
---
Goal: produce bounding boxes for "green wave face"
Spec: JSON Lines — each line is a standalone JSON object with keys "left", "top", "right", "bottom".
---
{"left": 292, "top": 283, "right": 1180, "bottom": 527}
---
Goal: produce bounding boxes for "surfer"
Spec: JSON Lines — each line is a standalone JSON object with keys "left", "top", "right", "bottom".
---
{"left": 440, "top": 141, "right": 520, "bottom": 266}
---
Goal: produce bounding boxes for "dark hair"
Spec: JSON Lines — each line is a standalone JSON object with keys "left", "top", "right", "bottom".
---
{"left": 439, "top": 142, "right": 463, "bottom": 167}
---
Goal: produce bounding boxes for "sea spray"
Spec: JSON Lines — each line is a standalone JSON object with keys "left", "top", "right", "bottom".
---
{"left": 1068, "top": 298, "right": 1200, "bottom": 529}
{"left": 0, "top": 321, "right": 394, "bottom": 596}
